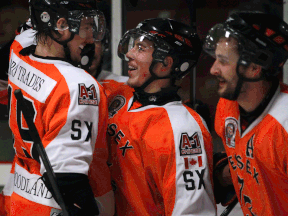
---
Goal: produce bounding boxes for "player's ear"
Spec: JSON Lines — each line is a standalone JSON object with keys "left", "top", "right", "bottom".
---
{"left": 55, "top": 18, "right": 69, "bottom": 37}
{"left": 161, "top": 56, "right": 173, "bottom": 72}
{"left": 250, "top": 63, "right": 262, "bottom": 78}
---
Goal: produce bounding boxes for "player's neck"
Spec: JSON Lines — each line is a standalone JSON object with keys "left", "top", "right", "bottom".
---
{"left": 35, "top": 37, "right": 65, "bottom": 58}
{"left": 237, "top": 80, "right": 273, "bottom": 112}
{"left": 144, "top": 78, "right": 171, "bottom": 93}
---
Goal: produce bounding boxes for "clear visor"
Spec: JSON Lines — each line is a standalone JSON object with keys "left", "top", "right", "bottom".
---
{"left": 203, "top": 23, "right": 240, "bottom": 58}
{"left": 68, "top": 10, "right": 106, "bottom": 42}
{"left": 118, "top": 29, "right": 155, "bottom": 61}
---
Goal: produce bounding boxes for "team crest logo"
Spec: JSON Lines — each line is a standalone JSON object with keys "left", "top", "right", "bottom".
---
{"left": 78, "top": 83, "right": 98, "bottom": 106}
{"left": 108, "top": 95, "right": 126, "bottom": 118}
{"left": 225, "top": 117, "right": 238, "bottom": 148}
{"left": 179, "top": 132, "right": 202, "bottom": 156}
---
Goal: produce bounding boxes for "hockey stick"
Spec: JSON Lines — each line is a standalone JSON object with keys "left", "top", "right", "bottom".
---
{"left": 220, "top": 199, "right": 238, "bottom": 216}
{"left": 14, "top": 89, "right": 70, "bottom": 216}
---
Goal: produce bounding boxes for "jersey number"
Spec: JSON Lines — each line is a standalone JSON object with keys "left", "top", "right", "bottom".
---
{"left": 8, "top": 86, "right": 39, "bottom": 162}
{"left": 237, "top": 175, "right": 256, "bottom": 215}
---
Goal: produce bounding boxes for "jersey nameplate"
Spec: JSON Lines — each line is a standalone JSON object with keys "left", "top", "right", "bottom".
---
{"left": 13, "top": 164, "right": 60, "bottom": 209}
{"left": 8, "top": 51, "right": 57, "bottom": 103}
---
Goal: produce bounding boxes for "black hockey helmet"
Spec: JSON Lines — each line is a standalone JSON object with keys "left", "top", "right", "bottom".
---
{"left": 118, "top": 18, "right": 202, "bottom": 80}
{"left": 29, "top": 0, "right": 106, "bottom": 42}
{"left": 204, "top": 11, "right": 288, "bottom": 77}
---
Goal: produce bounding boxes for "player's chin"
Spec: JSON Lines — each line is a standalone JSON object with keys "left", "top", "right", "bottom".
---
{"left": 127, "top": 78, "right": 139, "bottom": 88}
{"left": 217, "top": 86, "right": 226, "bottom": 97}
{"left": 89, "top": 63, "right": 97, "bottom": 74}
{"left": 70, "top": 55, "right": 82, "bottom": 65}
{"left": 127, "top": 78, "right": 134, "bottom": 88}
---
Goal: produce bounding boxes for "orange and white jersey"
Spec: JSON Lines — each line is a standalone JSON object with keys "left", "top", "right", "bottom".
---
{"left": 215, "top": 83, "right": 288, "bottom": 216}
{"left": 107, "top": 84, "right": 216, "bottom": 216}
{"left": 2, "top": 29, "right": 112, "bottom": 215}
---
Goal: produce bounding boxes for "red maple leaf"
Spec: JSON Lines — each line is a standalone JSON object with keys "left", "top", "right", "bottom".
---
{"left": 190, "top": 158, "right": 197, "bottom": 166}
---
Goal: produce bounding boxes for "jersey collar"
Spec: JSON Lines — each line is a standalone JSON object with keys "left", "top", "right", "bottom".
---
{"left": 133, "top": 86, "right": 181, "bottom": 107}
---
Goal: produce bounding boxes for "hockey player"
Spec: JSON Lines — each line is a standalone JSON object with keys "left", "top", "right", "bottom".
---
{"left": 204, "top": 11, "right": 288, "bottom": 215}
{"left": 105, "top": 18, "right": 216, "bottom": 215}
{"left": 2, "top": 0, "right": 114, "bottom": 215}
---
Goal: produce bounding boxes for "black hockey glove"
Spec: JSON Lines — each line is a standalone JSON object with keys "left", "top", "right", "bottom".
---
{"left": 213, "top": 152, "right": 237, "bottom": 206}
{"left": 42, "top": 172, "right": 99, "bottom": 216}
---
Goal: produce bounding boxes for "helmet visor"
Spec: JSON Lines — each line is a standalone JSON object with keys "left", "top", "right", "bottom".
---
{"left": 68, "top": 10, "right": 106, "bottom": 42}
{"left": 203, "top": 23, "right": 241, "bottom": 58}
{"left": 118, "top": 29, "right": 155, "bottom": 61}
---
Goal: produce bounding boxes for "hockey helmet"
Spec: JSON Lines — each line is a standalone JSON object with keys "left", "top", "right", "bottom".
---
{"left": 118, "top": 18, "right": 202, "bottom": 80}
{"left": 29, "top": 0, "right": 106, "bottom": 42}
{"left": 204, "top": 11, "right": 288, "bottom": 76}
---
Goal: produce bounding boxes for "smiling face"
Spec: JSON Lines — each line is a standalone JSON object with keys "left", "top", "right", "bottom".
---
{"left": 125, "top": 37, "right": 154, "bottom": 88}
{"left": 210, "top": 37, "right": 241, "bottom": 100}
{"left": 67, "top": 17, "right": 96, "bottom": 64}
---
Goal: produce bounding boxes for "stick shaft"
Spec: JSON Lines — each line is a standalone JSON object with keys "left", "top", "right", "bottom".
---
{"left": 220, "top": 199, "right": 238, "bottom": 216}
{"left": 14, "top": 89, "right": 69, "bottom": 216}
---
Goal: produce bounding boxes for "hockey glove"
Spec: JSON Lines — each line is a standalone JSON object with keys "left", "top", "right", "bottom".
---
{"left": 42, "top": 172, "right": 99, "bottom": 216}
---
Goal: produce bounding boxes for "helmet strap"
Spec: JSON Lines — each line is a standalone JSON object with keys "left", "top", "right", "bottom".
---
{"left": 230, "top": 63, "right": 244, "bottom": 100}
{"left": 237, "top": 54, "right": 265, "bottom": 82}
{"left": 48, "top": 31, "right": 75, "bottom": 62}
{"left": 49, "top": 29, "right": 75, "bottom": 46}
{"left": 134, "top": 60, "right": 172, "bottom": 93}
{"left": 232, "top": 55, "right": 269, "bottom": 100}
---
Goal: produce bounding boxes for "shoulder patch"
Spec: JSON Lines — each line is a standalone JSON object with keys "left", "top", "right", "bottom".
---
{"left": 78, "top": 83, "right": 98, "bottom": 106}
{"left": 108, "top": 95, "right": 126, "bottom": 118}
{"left": 225, "top": 117, "right": 238, "bottom": 148}
{"left": 179, "top": 132, "right": 202, "bottom": 156}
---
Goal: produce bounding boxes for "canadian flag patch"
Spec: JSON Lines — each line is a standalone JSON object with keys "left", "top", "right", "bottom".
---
{"left": 184, "top": 156, "right": 203, "bottom": 169}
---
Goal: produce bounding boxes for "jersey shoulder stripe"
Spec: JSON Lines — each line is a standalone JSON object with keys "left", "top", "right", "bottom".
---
{"left": 14, "top": 28, "right": 36, "bottom": 48}
{"left": 164, "top": 102, "right": 215, "bottom": 215}
{"left": 268, "top": 83, "right": 288, "bottom": 132}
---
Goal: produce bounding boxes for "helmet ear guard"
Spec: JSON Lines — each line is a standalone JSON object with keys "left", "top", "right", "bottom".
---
{"left": 167, "top": 55, "right": 197, "bottom": 79}
{"left": 151, "top": 41, "right": 198, "bottom": 79}
{"left": 250, "top": 50, "right": 273, "bottom": 69}
{"left": 237, "top": 49, "right": 273, "bottom": 70}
